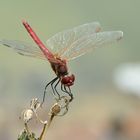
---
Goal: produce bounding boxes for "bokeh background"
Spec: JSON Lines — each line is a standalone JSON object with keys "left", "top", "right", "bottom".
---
{"left": 0, "top": 0, "right": 140, "bottom": 140}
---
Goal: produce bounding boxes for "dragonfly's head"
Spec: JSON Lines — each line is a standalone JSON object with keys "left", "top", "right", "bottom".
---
{"left": 61, "top": 74, "right": 75, "bottom": 86}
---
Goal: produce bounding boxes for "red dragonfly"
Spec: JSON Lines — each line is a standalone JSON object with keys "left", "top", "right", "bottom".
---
{"left": 0, "top": 21, "right": 123, "bottom": 103}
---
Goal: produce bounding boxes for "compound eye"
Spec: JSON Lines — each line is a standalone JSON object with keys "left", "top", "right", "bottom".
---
{"left": 61, "top": 76, "right": 74, "bottom": 86}
{"left": 61, "top": 76, "right": 69, "bottom": 84}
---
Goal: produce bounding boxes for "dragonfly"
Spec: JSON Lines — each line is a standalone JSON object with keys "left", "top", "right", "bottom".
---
{"left": 0, "top": 21, "right": 123, "bottom": 104}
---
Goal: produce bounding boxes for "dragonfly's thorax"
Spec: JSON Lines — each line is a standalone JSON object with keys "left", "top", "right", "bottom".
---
{"left": 50, "top": 58, "right": 68, "bottom": 77}
{"left": 50, "top": 57, "right": 75, "bottom": 86}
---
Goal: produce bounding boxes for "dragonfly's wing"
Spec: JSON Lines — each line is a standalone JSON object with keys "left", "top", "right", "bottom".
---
{"left": 60, "top": 31, "right": 123, "bottom": 61}
{"left": 46, "top": 22, "right": 101, "bottom": 55}
{"left": 0, "top": 39, "right": 46, "bottom": 60}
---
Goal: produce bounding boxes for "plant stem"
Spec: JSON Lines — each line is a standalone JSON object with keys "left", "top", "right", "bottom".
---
{"left": 24, "top": 123, "right": 30, "bottom": 134}
{"left": 39, "top": 114, "right": 55, "bottom": 140}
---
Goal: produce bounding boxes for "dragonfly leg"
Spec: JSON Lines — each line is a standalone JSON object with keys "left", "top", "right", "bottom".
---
{"left": 42, "top": 77, "right": 58, "bottom": 105}
{"left": 61, "top": 84, "right": 73, "bottom": 102}
{"left": 68, "top": 87, "right": 74, "bottom": 102}
{"left": 50, "top": 78, "right": 58, "bottom": 96}
{"left": 64, "top": 85, "right": 73, "bottom": 102}
{"left": 61, "top": 84, "right": 65, "bottom": 93}
{"left": 53, "top": 78, "right": 61, "bottom": 100}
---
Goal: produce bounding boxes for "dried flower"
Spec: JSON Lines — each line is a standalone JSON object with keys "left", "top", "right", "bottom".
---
{"left": 23, "top": 109, "right": 33, "bottom": 123}
{"left": 30, "top": 98, "right": 41, "bottom": 111}
{"left": 50, "top": 103, "right": 61, "bottom": 115}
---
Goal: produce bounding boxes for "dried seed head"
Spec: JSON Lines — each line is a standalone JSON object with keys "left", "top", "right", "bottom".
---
{"left": 30, "top": 98, "right": 40, "bottom": 111}
{"left": 51, "top": 103, "right": 61, "bottom": 115}
{"left": 57, "top": 96, "right": 70, "bottom": 108}
{"left": 23, "top": 109, "right": 33, "bottom": 123}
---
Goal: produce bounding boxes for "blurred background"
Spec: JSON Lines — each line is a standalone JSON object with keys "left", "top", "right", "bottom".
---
{"left": 0, "top": 0, "right": 140, "bottom": 140}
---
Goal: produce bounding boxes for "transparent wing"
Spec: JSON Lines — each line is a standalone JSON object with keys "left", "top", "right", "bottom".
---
{"left": 60, "top": 31, "right": 123, "bottom": 61}
{"left": 0, "top": 39, "right": 46, "bottom": 59}
{"left": 46, "top": 22, "right": 101, "bottom": 56}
